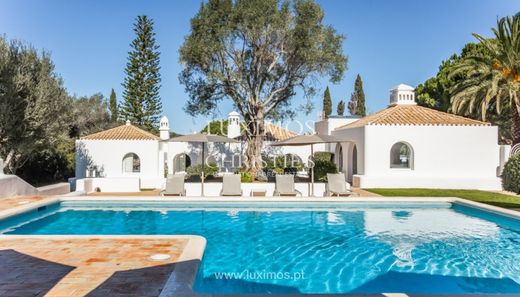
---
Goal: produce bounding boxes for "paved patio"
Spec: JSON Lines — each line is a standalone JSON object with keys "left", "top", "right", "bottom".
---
{"left": 0, "top": 237, "right": 189, "bottom": 297}
{"left": 0, "top": 195, "right": 49, "bottom": 212}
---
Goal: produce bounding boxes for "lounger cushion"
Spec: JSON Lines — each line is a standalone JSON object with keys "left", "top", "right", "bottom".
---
{"left": 164, "top": 174, "right": 185, "bottom": 196}
{"left": 275, "top": 175, "right": 295, "bottom": 194}
{"left": 221, "top": 174, "right": 242, "bottom": 196}
{"left": 327, "top": 173, "right": 350, "bottom": 194}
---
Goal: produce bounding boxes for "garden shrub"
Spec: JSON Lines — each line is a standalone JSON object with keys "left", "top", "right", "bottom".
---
{"left": 240, "top": 171, "right": 254, "bottom": 183}
{"left": 255, "top": 170, "right": 268, "bottom": 182}
{"left": 314, "top": 151, "right": 334, "bottom": 162}
{"left": 502, "top": 153, "right": 520, "bottom": 194}
{"left": 187, "top": 163, "right": 218, "bottom": 179}
{"left": 311, "top": 159, "right": 338, "bottom": 181}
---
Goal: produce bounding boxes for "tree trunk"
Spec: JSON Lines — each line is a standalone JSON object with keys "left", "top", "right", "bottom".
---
{"left": 243, "top": 110, "right": 265, "bottom": 173}
{"left": 4, "top": 149, "right": 18, "bottom": 174}
{"left": 512, "top": 99, "right": 520, "bottom": 145}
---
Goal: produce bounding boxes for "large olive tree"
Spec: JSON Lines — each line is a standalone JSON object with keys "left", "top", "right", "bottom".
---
{"left": 179, "top": 0, "right": 347, "bottom": 172}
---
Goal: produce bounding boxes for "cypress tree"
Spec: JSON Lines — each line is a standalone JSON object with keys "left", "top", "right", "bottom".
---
{"left": 109, "top": 88, "right": 118, "bottom": 122}
{"left": 337, "top": 100, "right": 345, "bottom": 116}
{"left": 323, "top": 86, "right": 332, "bottom": 118}
{"left": 348, "top": 92, "right": 357, "bottom": 115}
{"left": 120, "top": 15, "right": 162, "bottom": 127}
{"left": 354, "top": 74, "right": 366, "bottom": 116}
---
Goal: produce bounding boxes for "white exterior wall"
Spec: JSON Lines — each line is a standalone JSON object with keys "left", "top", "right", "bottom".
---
{"left": 76, "top": 139, "right": 161, "bottom": 182}
{"left": 331, "top": 126, "right": 365, "bottom": 180}
{"left": 357, "top": 125, "right": 502, "bottom": 190}
{"left": 315, "top": 117, "right": 359, "bottom": 153}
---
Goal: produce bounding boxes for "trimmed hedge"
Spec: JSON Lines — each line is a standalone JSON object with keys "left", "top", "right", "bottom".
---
{"left": 502, "top": 153, "right": 520, "bottom": 194}
{"left": 186, "top": 163, "right": 219, "bottom": 178}
{"left": 240, "top": 171, "right": 254, "bottom": 183}
{"left": 310, "top": 159, "right": 338, "bottom": 181}
{"left": 314, "top": 151, "right": 334, "bottom": 162}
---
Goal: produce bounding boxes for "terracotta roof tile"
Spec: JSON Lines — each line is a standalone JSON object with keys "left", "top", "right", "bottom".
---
{"left": 264, "top": 123, "right": 298, "bottom": 141}
{"left": 337, "top": 105, "right": 489, "bottom": 129}
{"left": 81, "top": 124, "right": 160, "bottom": 140}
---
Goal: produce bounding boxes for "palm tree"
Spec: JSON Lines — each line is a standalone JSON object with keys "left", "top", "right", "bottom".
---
{"left": 450, "top": 14, "right": 520, "bottom": 144}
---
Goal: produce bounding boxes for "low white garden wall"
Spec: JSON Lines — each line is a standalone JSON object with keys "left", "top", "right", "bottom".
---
{"left": 353, "top": 175, "right": 502, "bottom": 191}
{"left": 37, "top": 183, "right": 71, "bottom": 196}
{"left": 74, "top": 177, "right": 327, "bottom": 196}
{"left": 0, "top": 175, "right": 38, "bottom": 198}
{"left": 76, "top": 177, "right": 140, "bottom": 193}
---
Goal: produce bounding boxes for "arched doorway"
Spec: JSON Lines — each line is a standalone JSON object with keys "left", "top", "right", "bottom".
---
{"left": 352, "top": 145, "right": 358, "bottom": 175}
{"left": 338, "top": 146, "right": 343, "bottom": 172}
{"left": 173, "top": 153, "right": 191, "bottom": 174}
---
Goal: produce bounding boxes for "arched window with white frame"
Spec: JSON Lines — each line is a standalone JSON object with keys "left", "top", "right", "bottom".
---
{"left": 123, "top": 153, "right": 141, "bottom": 173}
{"left": 390, "top": 142, "right": 413, "bottom": 169}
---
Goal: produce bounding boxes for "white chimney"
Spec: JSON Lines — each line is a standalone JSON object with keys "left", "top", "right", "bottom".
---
{"left": 227, "top": 111, "right": 241, "bottom": 138}
{"left": 159, "top": 116, "right": 170, "bottom": 140}
{"left": 389, "top": 84, "right": 417, "bottom": 106}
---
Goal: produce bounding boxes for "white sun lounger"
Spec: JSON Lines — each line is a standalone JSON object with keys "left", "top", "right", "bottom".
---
{"left": 274, "top": 174, "right": 301, "bottom": 196}
{"left": 162, "top": 174, "right": 186, "bottom": 196}
{"left": 220, "top": 174, "right": 243, "bottom": 196}
{"left": 326, "top": 173, "right": 358, "bottom": 197}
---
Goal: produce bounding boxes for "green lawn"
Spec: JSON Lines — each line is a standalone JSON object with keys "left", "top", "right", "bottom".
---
{"left": 365, "top": 188, "right": 520, "bottom": 209}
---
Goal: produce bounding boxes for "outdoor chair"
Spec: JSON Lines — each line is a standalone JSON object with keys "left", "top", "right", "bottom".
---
{"left": 220, "top": 174, "right": 243, "bottom": 196}
{"left": 274, "top": 174, "right": 302, "bottom": 196}
{"left": 326, "top": 173, "right": 358, "bottom": 197}
{"left": 161, "top": 174, "right": 186, "bottom": 196}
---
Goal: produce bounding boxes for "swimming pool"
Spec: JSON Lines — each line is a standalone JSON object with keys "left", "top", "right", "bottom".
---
{"left": 1, "top": 200, "right": 520, "bottom": 294}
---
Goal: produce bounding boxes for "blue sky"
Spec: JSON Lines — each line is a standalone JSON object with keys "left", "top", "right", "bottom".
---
{"left": 1, "top": 0, "right": 519, "bottom": 134}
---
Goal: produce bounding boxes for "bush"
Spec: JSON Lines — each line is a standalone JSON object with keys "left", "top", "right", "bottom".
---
{"left": 311, "top": 159, "right": 338, "bottom": 182}
{"left": 255, "top": 170, "right": 268, "bottom": 182}
{"left": 240, "top": 171, "right": 254, "bottom": 183}
{"left": 314, "top": 151, "right": 334, "bottom": 162}
{"left": 272, "top": 167, "right": 284, "bottom": 175}
{"left": 186, "top": 163, "right": 219, "bottom": 179}
{"left": 502, "top": 153, "right": 520, "bottom": 194}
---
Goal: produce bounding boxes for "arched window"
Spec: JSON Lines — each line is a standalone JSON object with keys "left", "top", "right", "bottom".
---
{"left": 123, "top": 153, "right": 140, "bottom": 173}
{"left": 173, "top": 153, "right": 191, "bottom": 174}
{"left": 352, "top": 145, "right": 358, "bottom": 174}
{"left": 390, "top": 142, "right": 413, "bottom": 169}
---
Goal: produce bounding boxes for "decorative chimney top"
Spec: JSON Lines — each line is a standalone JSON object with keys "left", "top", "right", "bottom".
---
{"left": 125, "top": 120, "right": 131, "bottom": 126}
{"left": 389, "top": 84, "right": 416, "bottom": 106}
{"left": 159, "top": 116, "right": 170, "bottom": 140}
{"left": 227, "top": 111, "right": 241, "bottom": 139}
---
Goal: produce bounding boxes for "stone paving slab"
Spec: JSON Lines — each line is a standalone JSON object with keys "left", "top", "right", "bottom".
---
{"left": 0, "top": 237, "right": 189, "bottom": 297}
{"left": 0, "top": 195, "right": 51, "bottom": 211}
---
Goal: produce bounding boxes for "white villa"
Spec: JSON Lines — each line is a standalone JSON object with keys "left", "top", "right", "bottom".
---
{"left": 74, "top": 84, "right": 511, "bottom": 195}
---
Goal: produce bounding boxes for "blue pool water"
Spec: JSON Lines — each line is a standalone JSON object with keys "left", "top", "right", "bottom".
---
{"left": 1, "top": 201, "right": 520, "bottom": 294}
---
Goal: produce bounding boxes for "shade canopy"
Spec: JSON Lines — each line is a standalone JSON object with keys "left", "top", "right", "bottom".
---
{"left": 168, "top": 133, "right": 238, "bottom": 197}
{"left": 270, "top": 134, "right": 346, "bottom": 146}
{"left": 269, "top": 133, "right": 351, "bottom": 197}
{"left": 169, "top": 133, "right": 239, "bottom": 143}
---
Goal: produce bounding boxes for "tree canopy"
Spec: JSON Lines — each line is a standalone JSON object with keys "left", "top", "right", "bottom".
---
{"left": 323, "top": 86, "right": 332, "bottom": 118}
{"left": 120, "top": 15, "right": 162, "bottom": 128}
{"left": 353, "top": 74, "right": 366, "bottom": 116}
{"left": 418, "top": 15, "right": 519, "bottom": 144}
{"left": 179, "top": 0, "right": 347, "bottom": 171}
{"left": 0, "top": 36, "right": 114, "bottom": 183}
{"left": 337, "top": 100, "right": 345, "bottom": 116}
{"left": 109, "top": 88, "right": 118, "bottom": 122}
{"left": 0, "top": 37, "right": 70, "bottom": 174}
{"left": 450, "top": 14, "right": 520, "bottom": 145}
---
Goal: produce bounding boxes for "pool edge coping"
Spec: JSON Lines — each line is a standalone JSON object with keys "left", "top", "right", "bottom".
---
{"left": 1, "top": 195, "right": 519, "bottom": 297}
